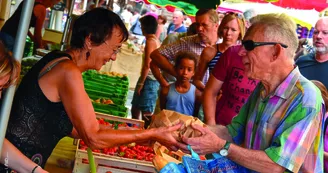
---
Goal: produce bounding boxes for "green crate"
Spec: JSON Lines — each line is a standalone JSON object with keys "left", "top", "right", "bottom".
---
{"left": 93, "top": 103, "right": 128, "bottom": 118}
{"left": 83, "top": 70, "right": 129, "bottom": 84}
{"left": 84, "top": 82, "right": 128, "bottom": 96}
{"left": 87, "top": 89, "right": 126, "bottom": 101}
{"left": 83, "top": 77, "right": 129, "bottom": 91}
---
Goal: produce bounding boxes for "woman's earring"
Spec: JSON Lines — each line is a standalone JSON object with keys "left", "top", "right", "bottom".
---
{"left": 86, "top": 51, "right": 90, "bottom": 60}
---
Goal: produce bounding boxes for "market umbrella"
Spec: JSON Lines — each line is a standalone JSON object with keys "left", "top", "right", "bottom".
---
{"left": 141, "top": 0, "right": 221, "bottom": 16}
{"left": 245, "top": 0, "right": 328, "bottom": 12}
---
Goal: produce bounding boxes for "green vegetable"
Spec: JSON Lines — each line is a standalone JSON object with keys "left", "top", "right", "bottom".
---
{"left": 87, "top": 148, "right": 97, "bottom": 173}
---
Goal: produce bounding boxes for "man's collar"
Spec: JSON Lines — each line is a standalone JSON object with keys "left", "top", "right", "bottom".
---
{"left": 315, "top": 52, "right": 328, "bottom": 63}
{"left": 197, "top": 36, "right": 220, "bottom": 47}
{"left": 262, "top": 66, "right": 300, "bottom": 100}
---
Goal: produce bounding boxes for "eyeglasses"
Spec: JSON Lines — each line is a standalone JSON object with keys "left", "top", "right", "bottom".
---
{"left": 104, "top": 41, "right": 121, "bottom": 55}
{"left": 242, "top": 40, "right": 288, "bottom": 51}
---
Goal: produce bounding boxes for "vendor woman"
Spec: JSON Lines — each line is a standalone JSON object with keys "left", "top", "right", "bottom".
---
{"left": 0, "top": 8, "right": 181, "bottom": 171}
{"left": 0, "top": 0, "right": 60, "bottom": 51}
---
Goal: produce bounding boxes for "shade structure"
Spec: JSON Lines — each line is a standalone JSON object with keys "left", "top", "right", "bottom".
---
{"left": 245, "top": 0, "right": 328, "bottom": 12}
{"left": 140, "top": 0, "right": 220, "bottom": 16}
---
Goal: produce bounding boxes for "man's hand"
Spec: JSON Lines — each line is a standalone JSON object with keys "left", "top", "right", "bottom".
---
{"left": 176, "top": 123, "right": 225, "bottom": 155}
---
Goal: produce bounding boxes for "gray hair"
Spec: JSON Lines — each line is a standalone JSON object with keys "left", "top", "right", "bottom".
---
{"left": 243, "top": 9, "right": 257, "bottom": 21}
{"left": 247, "top": 13, "right": 298, "bottom": 59}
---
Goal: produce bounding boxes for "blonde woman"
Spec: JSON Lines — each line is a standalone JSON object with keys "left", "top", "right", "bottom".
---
{"left": 0, "top": 41, "right": 48, "bottom": 173}
{"left": 193, "top": 12, "right": 246, "bottom": 91}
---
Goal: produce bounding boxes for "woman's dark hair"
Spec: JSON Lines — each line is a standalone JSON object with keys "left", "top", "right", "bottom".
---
{"left": 174, "top": 51, "right": 198, "bottom": 69}
{"left": 141, "top": 8, "right": 148, "bottom": 16}
{"left": 139, "top": 15, "right": 158, "bottom": 35}
{"left": 70, "top": 8, "right": 128, "bottom": 49}
{"left": 158, "top": 15, "right": 167, "bottom": 25}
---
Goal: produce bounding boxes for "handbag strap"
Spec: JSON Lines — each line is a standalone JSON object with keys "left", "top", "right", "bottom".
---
{"left": 187, "top": 145, "right": 200, "bottom": 160}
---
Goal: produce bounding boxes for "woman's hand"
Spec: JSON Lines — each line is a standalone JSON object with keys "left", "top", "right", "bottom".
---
{"left": 137, "top": 84, "right": 144, "bottom": 95}
{"left": 152, "top": 123, "right": 183, "bottom": 151}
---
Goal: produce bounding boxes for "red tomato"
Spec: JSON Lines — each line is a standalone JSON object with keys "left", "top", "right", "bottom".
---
{"left": 119, "top": 146, "right": 127, "bottom": 152}
{"left": 124, "top": 153, "right": 134, "bottom": 159}
{"left": 136, "top": 155, "right": 144, "bottom": 160}
{"left": 92, "top": 149, "right": 100, "bottom": 153}
{"left": 147, "top": 148, "right": 154, "bottom": 153}
{"left": 80, "top": 140, "right": 86, "bottom": 146}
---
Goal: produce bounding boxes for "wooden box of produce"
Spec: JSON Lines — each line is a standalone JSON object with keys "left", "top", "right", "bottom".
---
{"left": 73, "top": 113, "right": 156, "bottom": 173}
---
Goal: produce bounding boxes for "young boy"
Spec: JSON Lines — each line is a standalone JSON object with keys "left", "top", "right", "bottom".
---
{"left": 160, "top": 51, "right": 202, "bottom": 116}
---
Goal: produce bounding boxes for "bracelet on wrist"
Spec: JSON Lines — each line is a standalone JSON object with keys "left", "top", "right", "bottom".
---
{"left": 32, "top": 165, "right": 40, "bottom": 173}
{"left": 137, "top": 83, "right": 144, "bottom": 86}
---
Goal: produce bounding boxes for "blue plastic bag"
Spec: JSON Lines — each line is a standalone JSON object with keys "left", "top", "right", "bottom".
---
{"left": 159, "top": 162, "right": 187, "bottom": 173}
{"left": 160, "top": 145, "right": 250, "bottom": 173}
{"left": 183, "top": 147, "right": 250, "bottom": 173}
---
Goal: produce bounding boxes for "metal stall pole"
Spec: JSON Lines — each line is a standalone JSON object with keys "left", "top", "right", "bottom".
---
{"left": 0, "top": 0, "right": 35, "bottom": 154}
{"left": 60, "top": 0, "right": 75, "bottom": 51}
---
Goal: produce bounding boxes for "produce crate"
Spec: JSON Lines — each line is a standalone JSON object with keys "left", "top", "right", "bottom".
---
{"left": 73, "top": 113, "right": 156, "bottom": 173}
{"left": 82, "top": 70, "right": 130, "bottom": 117}
{"left": 73, "top": 150, "right": 155, "bottom": 173}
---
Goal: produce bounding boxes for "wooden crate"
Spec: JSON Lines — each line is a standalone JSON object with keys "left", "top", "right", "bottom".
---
{"left": 73, "top": 112, "right": 155, "bottom": 173}
{"left": 73, "top": 146, "right": 155, "bottom": 173}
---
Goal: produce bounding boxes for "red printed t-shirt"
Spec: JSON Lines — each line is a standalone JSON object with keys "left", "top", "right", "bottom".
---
{"left": 212, "top": 45, "right": 259, "bottom": 125}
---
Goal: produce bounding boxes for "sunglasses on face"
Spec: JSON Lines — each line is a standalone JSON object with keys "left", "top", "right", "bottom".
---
{"left": 242, "top": 40, "right": 288, "bottom": 51}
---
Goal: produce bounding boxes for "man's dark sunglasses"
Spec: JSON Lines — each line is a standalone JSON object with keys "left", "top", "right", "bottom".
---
{"left": 242, "top": 40, "right": 288, "bottom": 51}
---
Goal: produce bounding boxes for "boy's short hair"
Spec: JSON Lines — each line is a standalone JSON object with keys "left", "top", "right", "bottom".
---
{"left": 174, "top": 51, "right": 198, "bottom": 69}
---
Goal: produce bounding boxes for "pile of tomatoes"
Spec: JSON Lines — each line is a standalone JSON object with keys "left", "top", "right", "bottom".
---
{"left": 78, "top": 118, "right": 155, "bottom": 162}
{"left": 79, "top": 140, "right": 155, "bottom": 162}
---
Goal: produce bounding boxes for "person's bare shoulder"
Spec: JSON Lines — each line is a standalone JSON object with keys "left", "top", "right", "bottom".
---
{"left": 51, "top": 59, "right": 82, "bottom": 81}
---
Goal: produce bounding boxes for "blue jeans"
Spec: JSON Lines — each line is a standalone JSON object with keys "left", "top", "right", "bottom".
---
{"left": 131, "top": 77, "right": 160, "bottom": 113}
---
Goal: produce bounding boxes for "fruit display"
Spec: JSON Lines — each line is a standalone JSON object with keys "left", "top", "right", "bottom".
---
{"left": 73, "top": 114, "right": 154, "bottom": 173}
{"left": 78, "top": 118, "right": 155, "bottom": 162}
{"left": 83, "top": 70, "right": 129, "bottom": 117}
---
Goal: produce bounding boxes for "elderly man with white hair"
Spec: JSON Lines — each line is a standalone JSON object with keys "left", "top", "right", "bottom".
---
{"left": 167, "top": 11, "right": 187, "bottom": 34}
{"left": 177, "top": 13, "right": 325, "bottom": 173}
{"left": 296, "top": 17, "right": 328, "bottom": 89}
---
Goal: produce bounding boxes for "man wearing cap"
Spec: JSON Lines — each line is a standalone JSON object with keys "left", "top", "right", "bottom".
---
{"left": 177, "top": 13, "right": 325, "bottom": 173}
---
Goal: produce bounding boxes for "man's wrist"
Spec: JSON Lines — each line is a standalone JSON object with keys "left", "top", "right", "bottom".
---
{"left": 215, "top": 137, "right": 225, "bottom": 152}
